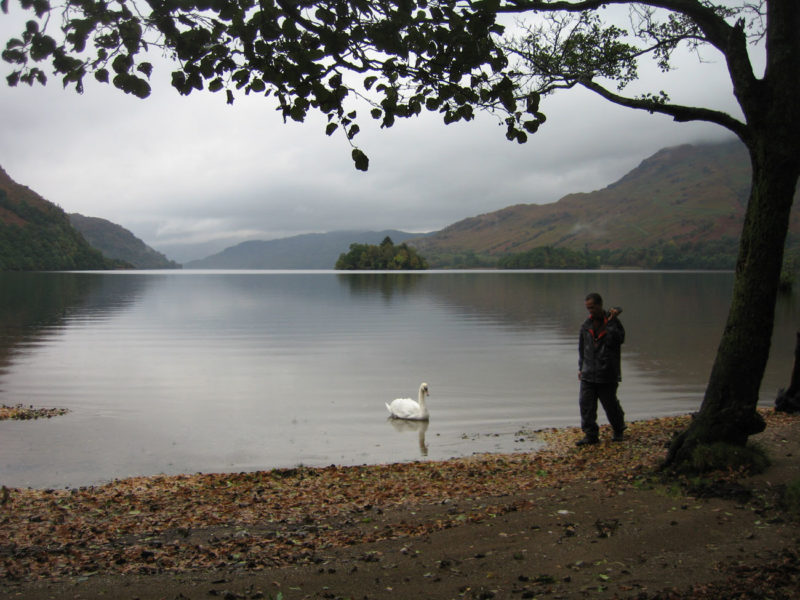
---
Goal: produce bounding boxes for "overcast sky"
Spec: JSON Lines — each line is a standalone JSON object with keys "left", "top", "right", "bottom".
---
{"left": 0, "top": 5, "right": 751, "bottom": 263}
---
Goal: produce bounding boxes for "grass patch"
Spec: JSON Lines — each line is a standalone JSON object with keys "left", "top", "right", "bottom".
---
{"left": 689, "top": 442, "right": 770, "bottom": 475}
{"left": 780, "top": 478, "right": 800, "bottom": 516}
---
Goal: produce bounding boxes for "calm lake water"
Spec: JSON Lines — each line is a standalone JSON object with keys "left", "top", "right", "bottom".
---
{"left": 0, "top": 270, "right": 797, "bottom": 489}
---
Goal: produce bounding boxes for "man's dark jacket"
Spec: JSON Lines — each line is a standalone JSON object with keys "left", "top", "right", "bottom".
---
{"left": 578, "top": 313, "right": 625, "bottom": 383}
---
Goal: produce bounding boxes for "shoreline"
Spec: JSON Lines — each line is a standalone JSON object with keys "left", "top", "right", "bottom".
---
{"left": 0, "top": 409, "right": 793, "bottom": 492}
{"left": 0, "top": 408, "right": 703, "bottom": 492}
{"left": 2, "top": 410, "right": 799, "bottom": 593}
{"left": 0, "top": 407, "right": 792, "bottom": 490}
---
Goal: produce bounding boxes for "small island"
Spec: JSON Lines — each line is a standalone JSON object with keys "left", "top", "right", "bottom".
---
{"left": 335, "top": 236, "right": 428, "bottom": 270}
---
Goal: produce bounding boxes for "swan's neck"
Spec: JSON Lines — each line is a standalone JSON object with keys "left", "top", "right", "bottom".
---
{"left": 418, "top": 389, "right": 427, "bottom": 407}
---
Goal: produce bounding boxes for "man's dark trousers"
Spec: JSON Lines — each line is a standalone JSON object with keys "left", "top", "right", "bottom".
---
{"left": 579, "top": 380, "right": 625, "bottom": 440}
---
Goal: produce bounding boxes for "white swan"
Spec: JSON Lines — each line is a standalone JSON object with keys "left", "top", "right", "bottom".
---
{"left": 385, "top": 383, "right": 430, "bottom": 421}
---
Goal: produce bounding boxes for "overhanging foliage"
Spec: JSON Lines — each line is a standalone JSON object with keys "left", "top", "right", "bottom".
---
{"left": 2, "top": 1, "right": 770, "bottom": 171}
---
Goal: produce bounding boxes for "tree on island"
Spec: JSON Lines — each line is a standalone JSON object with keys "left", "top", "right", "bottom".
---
{"left": 335, "top": 236, "right": 428, "bottom": 270}
{"left": 4, "top": 0, "right": 798, "bottom": 470}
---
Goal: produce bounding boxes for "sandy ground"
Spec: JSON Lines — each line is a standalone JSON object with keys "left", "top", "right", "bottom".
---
{"left": 1, "top": 411, "right": 799, "bottom": 599}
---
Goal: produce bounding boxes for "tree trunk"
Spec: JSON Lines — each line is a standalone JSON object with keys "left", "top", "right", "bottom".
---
{"left": 665, "top": 140, "right": 799, "bottom": 467}
{"left": 664, "top": 0, "right": 800, "bottom": 469}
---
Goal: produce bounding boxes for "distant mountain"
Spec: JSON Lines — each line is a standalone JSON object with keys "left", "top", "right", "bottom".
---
{"left": 410, "top": 139, "right": 800, "bottom": 265}
{"left": 69, "top": 213, "right": 180, "bottom": 269}
{"left": 185, "top": 230, "right": 424, "bottom": 269}
{"left": 0, "top": 166, "right": 123, "bottom": 271}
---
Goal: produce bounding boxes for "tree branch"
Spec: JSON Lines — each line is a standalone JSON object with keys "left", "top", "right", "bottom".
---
{"left": 498, "top": 0, "right": 759, "bottom": 131}
{"left": 578, "top": 78, "right": 748, "bottom": 139}
{"left": 500, "top": 1, "right": 739, "bottom": 53}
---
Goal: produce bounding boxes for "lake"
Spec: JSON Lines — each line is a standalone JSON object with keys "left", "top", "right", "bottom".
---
{"left": 0, "top": 270, "right": 796, "bottom": 489}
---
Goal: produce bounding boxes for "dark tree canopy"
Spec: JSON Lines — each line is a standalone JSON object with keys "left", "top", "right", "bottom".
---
{"left": 4, "top": 0, "right": 799, "bottom": 470}
{"left": 3, "top": 2, "right": 784, "bottom": 163}
{"left": 2, "top": 0, "right": 541, "bottom": 170}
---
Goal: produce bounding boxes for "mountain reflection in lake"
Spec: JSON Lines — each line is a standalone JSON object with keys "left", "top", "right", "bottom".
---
{"left": 0, "top": 270, "right": 795, "bottom": 489}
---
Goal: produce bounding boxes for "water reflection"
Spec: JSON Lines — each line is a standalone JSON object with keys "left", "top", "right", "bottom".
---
{"left": 0, "top": 273, "right": 150, "bottom": 377}
{"left": 365, "top": 271, "right": 749, "bottom": 391}
{"left": 337, "top": 271, "right": 426, "bottom": 300}
{"left": 387, "top": 418, "right": 429, "bottom": 456}
{"left": 338, "top": 270, "right": 796, "bottom": 409}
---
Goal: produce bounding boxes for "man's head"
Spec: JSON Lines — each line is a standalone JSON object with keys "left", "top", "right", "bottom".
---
{"left": 585, "top": 292, "right": 604, "bottom": 320}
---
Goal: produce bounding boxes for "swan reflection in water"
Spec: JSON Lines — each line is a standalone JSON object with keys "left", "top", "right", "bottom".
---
{"left": 388, "top": 418, "right": 429, "bottom": 456}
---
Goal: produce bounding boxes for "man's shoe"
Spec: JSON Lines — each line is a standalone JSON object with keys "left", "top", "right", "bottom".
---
{"left": 611, "top": 431, "right": 625, "bottom": 442}
{"left": 576, "top": 436, "right": 599, "bottom": 446}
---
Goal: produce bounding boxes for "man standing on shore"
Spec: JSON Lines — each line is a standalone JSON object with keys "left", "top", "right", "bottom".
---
{"left": 576, "top": 292, "right": 626, "bottom": 446}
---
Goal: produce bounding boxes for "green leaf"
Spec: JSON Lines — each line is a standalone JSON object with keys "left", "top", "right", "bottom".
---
{"left": 351, "top": 148, "right": 369, "bottom": 172}
{"left": 364, "top": 75, "right": 377, "bottom": 90}
{"left": 111, "top": 54, "right": 132, "bottom": 74}
{"left": 325, "top": 122, "right": 338, "bottom": 136}
{"left": 289, "top": 97, "right": 309, "bottom": 122}
{"left": 31, "top": 0, "right": 50, "bottom": 18}
{"left": 249, "top": 78, "right": 265, "bottom": 93}
{"left": 522, "top": 119, "right": 540, "bottom": 134}
{"left": 113, "top": 72, "right": 150, "bottom": 98}
{"left": 315, "top": 7, "right": 336, "bottom": 25}
{"left": 171, "top": 70, "right": 186, "bottom": 93}
{"left": 94, "top": 68, "right": 109, "bottom": 83}
{"left": 2, "top": 48, "right": 26, "bottom": 64}
{"left": 29, "top": 33, "right": 56, "bottom": 61}
{"left": 136, "top": 62, "right": 153, "bottom": 78}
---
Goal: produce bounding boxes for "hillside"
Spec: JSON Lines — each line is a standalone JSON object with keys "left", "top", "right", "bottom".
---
{"left": 411, "top": 139, "right": 800, "bottom": 266}
{"left": 0, "top": 167, "right": 123, "bottom": 271}
{"left": 185, "top": 230, "right": 423, "bottom": 269}
{"left": 69, "top": 213, "right": 180, "bottom": 269}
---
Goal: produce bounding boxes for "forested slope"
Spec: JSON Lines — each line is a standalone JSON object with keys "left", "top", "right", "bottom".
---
{"left": 0, "top": 167, "right": 123, "bottom": 271}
